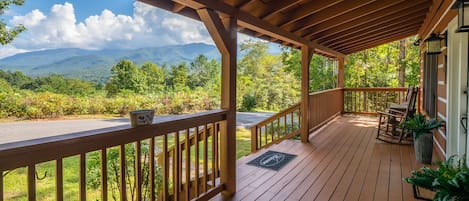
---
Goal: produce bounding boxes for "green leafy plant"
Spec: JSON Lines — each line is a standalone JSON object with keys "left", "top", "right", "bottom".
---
{"left": 403, "top": 155, "right": 469, "bottom": 201}
{"left": 401, "top": 113, "right": 442, "bottom": 140}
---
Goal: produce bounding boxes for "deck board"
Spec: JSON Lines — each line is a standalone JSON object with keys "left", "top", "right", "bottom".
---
{"left": 215, "top": 116, "right": 436, "bottom": 201}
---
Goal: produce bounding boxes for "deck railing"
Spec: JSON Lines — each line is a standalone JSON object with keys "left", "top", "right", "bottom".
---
{"left": 250, "top": 103, "right": 301, "bottom": 152}
{"left": 309, "top": 88, "right": 343, "bottom": 131}
{"left": 250, "top": 88, "right": 344, "bottom": 152}
{"left": 0, "top": 110, "right": 227, "bottom": 201}
{"left": 343, "top": 87, "right": 408, "bottom": 114}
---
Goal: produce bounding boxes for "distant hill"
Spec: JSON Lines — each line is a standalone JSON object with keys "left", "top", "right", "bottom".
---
{"left": 0, "top": 43, "right": 220, "bottom": 83}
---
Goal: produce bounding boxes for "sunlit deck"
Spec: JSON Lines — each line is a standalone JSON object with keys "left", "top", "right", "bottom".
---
{"left": 218, "top": 116, "right": 435, "bottom": 201}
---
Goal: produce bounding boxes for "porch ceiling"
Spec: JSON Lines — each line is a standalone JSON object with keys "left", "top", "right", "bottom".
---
{"left": 139, "top": 0, "right": 437, "bottom": 57}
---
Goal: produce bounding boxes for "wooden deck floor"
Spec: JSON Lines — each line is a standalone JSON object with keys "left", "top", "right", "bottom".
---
{"left": 215, "top": 115, "right": 435, "bottom": 201}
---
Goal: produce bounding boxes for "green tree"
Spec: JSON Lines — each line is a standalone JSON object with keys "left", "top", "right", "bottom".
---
{"left": 106, "top": 60, "right": 146, "bottom": 96}
{"left": 188, "top": 54, "right": 220, "bottom": 89}
{"left": 0, "top": 0, "right": 26, "bottom": 45}
{"left": 140, "top": 62, "right": 165, "bottom": 93}
{"left": 0, "top": 69, "right": 31, "bottom": 88}
{"left": 169, "top": 62, "right": 189, "bottom": 91}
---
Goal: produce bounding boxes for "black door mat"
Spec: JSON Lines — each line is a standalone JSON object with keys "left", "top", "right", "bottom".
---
{"left": 246, "top": 150, "right": 297, "bottom": 171}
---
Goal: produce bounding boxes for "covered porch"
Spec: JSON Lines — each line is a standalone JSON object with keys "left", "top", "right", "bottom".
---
{"left": 0, "top": 0, "right": 457, "bottom": 200}
{"left": 216, "top": 116, "right": 435, "bottom": 201}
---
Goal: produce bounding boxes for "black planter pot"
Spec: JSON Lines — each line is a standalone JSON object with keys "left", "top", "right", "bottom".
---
{"left": 414, "top": 132, "right": 433, "bottom": 164}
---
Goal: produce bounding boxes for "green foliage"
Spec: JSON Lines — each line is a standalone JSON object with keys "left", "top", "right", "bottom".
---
{"left": 404, "top": 155, "right": 469, "bottom": 201}
{"left": 140, "top": 62, "right": 165, "bottom": 93}
{"left": 169, "top": 62, "right": 189, "bottom": 91}
{"left": 0, "top": 0, "right": 25, "bottom": 45}
{"left": 238, "top": 40, "right": 300, "bottom": 111}
{"left": 106, "top": 60, "right": 146, "bottom": 96}
{"left": 401, "top": 113, "right": 442, "bottom": 140}
{"left": 240, "top": 94, "right": 257, "bottom": 112}
{"left": 25, "top": 74, "right": 98, "bottom": 96}
{"left": 280, "top": 47, "right": 337, "bottom": 93}
{"left": 345, "top": 37, "right": 420, "bottom": 87}
{"left": 188, "top": 54, "right": 220, "bottom": 89}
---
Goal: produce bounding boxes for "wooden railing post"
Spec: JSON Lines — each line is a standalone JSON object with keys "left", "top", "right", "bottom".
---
{"left": 251, "top": 126, "right": 258, "bottom": 152}
{"left": 198, "top": 8, "right": 237, "bottom": 196}
{"left": 338, "top": 57, "right": 345, "bottom": 114}
{"left": 301, "top": 45, "right": 313, "bottom": 143}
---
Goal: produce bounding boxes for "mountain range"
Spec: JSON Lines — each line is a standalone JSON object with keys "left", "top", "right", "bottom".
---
{"left": 0, "top": 43, "right": 220, "bottom": 82}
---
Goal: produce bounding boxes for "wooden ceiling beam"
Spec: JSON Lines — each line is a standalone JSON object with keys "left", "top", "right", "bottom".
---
{"left": 418, "top": 0, "right": 454, "bottom": 40}
{"left": 236, "top": 0, "right": 256, "bottom": 9}
{"left": 266, "top": 0, "right": 343, "bottom": 26}
{"left": 297, "top": 0, "right": 405, "bottom": 37}
{"left": 341, "top": 31, "right": 417, "bottom": 54}
{"left": 340, "top": 32, "right": 416, "bottom": 53}
{"left": 139, "top": 0, "right": 201, "bottom": 20}
{"left": 256, "top": 0, "right": 301, "bottom": 19}
{"left": 322, "top": 12, "right": 427, "bottom": 47}
{"left": 285, "top": 0, "right": 376, "bottom": 33}
{"left": 169, "top": 0, "right": 345, "bottom": 58}
{"left": 308, "top": 0, "right": 430, "bottom": 42}
{"left": 335, "top": 28, "right": 419, "bottom": 52}
{"left": 172, "top": 2, "right": 186, "bottom": 13}
{"left": 332, "top": 24, "right": 421, "bottom": 50}
{"left": 330, "top": 21, "right": 423, "bottom": 49}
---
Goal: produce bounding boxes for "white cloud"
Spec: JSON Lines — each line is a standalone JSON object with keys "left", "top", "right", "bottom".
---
{"left": 0, "top": 1, "right": 215, "bottom": 58}
{"left": 0, "top": 45, "right": 28, "bottom": 58}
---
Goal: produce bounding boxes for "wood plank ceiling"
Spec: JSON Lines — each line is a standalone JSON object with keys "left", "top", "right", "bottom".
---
{"left": 139, "top": 0, "right": 435, "bottom": 57}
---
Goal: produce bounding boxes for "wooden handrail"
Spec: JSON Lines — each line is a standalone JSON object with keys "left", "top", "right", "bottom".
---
{"left": 0, "top": 110, "right": 228, "bottom": 201}
{"left": 251, "top": 103, "right": 301, "bottom": 152}
{"left": 343, "top": 87, "right": 410, "bottom": 114}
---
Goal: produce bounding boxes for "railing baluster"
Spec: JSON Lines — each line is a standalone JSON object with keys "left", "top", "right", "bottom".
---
{"left": 203, "top": 125, "right": 208, "bottom": 193}
{"left": 277, "top": 118, "right": 280, "bottom": 139}
{"left": 214, "top": 123, "right": 219, "bottom": 179}
{"left": 0, "top": 169, "right": 3, "bottom": 201}
{"left": 136, "top": 141, "right": 142, "bottom": 201}
{"left": 162, "top": 134, "right": 169, "bottom": 200}
{"left": 270, "top": 122, "right": 274, "bottom": 143}
{"left": 120, "top": 145, "right": 126, "bottom": 201}
{"left": 80, "top": 154, "right": 86, "bottom": 201}
{"left": 185, "top": 129, "right": 190, "bottom": 200}
{"left": 175, "top": 131, "right": 181, "bottom": 201}
{"left": 28, "top": 165, "right": 36, "bottom": 201}
{"left": 56, "top": 159, "right": 63, "bottom": 201}
{"left": 211, "top": 123, "right": 216, "bottom": 188}
{"left": 284, "top": 115, "right": 287, "bottom": 136}
{"left": 194, "top": 126, "right": 200, "bottom": 197}
{"left": 149, "top": 138, "right": 155, "bottom": 201}
{"left": 101, "top": 149, "right": 108, "bottom": 201}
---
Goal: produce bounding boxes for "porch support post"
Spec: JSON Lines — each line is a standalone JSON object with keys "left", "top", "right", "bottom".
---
{"left": 301, "top": 45, "right": 313, "bottom": 143}
{"left": 337, "top": 57, "right": 345, "bottom": 113}
{"left": 198, "top": 8, "right": 237, "bottom": 196}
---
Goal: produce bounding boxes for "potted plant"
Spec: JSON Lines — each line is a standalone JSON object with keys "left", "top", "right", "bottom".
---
{"left": 402, "top": 113, "right": 442, "bottom": 164}
{"left": 403, "top": 155, "right": 469, "bottom": 201}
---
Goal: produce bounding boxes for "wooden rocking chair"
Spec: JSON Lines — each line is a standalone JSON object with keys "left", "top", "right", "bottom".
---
{"left": 376, "top": 87, "right": 418, "bottom": 144}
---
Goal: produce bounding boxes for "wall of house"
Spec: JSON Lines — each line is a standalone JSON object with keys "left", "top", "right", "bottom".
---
{"left": 419, "top": 1, "right": 457, "bottom": 161}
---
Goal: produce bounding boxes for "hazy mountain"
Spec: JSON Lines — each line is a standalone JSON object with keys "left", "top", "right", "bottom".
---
{"left": 0, "top": 43, "right": 220, "bottom": 82}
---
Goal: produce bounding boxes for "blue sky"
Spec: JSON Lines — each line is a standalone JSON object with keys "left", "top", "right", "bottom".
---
{"left": 6, "top": 0, "right": 134, "bottom": 22}
{"left": 0, "top": 1, "right": 267, "bottom": 59}
{"left": 0, "top": 0, "right": 222, "bottom": 58}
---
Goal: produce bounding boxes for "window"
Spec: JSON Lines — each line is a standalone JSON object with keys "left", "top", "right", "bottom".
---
{"left": 423, "top": 54, "right": 437, "bottom": 118}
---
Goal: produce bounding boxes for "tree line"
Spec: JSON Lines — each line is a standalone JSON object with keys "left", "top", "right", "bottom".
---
{"left": 0, "top": 38, "right": 419, "bottom": 119}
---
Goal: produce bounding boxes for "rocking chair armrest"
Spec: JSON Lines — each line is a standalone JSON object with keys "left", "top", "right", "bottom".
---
{"left": 388, "top": 108, "right": 406, "bottom": 114}
{"left": 377, "top": 111, "right": 405, "bottom": 118}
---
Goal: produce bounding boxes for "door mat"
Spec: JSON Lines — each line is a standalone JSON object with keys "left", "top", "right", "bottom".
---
{"left": 247, "top": 150, "right": 297, "bottom": 171}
